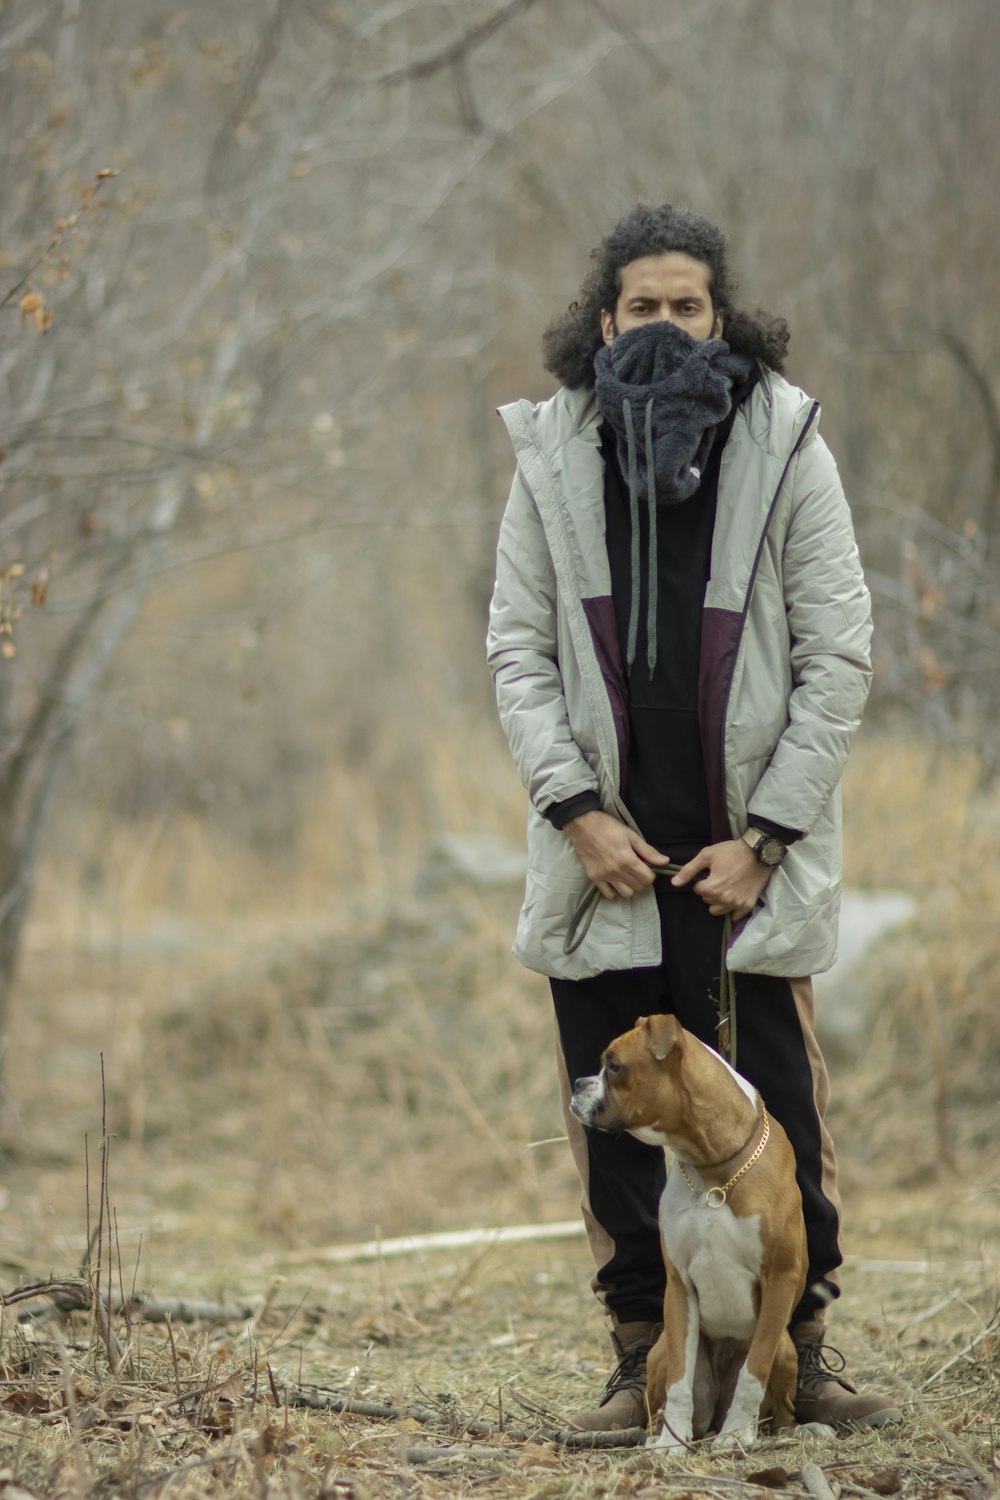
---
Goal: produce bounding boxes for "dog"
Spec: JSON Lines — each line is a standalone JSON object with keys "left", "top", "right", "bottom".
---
{"left": 570, "top": 1013, "right": 808, "bottom": 1451}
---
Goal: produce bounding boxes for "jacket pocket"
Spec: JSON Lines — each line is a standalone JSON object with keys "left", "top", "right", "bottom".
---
{"left": 514, "top": 865, "right": 598, "bottom": 979}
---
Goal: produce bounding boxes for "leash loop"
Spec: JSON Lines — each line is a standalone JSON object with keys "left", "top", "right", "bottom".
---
{"left": 564, "top": 863, "right": 685, "bottom": 957}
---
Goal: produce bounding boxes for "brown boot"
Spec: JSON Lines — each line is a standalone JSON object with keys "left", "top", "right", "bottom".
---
{"left": 568, "top": 1321, "right": 661, "bottom": 1432}
{"left": 792, "top": 1318, "right": 903, "bottom": 1430}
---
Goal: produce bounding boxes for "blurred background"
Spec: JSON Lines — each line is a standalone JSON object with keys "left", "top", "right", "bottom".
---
{"left": 0, "top": 0, "right": 998, "bottom": 1270}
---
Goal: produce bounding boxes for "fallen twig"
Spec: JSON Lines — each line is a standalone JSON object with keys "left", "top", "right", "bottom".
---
{"left": 0, "top": 1278, "right": 90, "bottom": 1309}
{"left": 120, "top": 1293, "right": 262, "bottom": 1325}
{"left": 286, "top": 1387, "right": 439, "bottom": 1422}
{"left": 800, "top": 1462, "right": 838, "bottom": 1500}
{"left": 557, "top": 1424, "right": 646, "bottom": 1449}
{"left": 284, "top": 1382, "right": 538, "bottom": 1441}
{"left": 1, "top": 1278, "right": 259, "bottom": 1327}
{"left": 396, "top": 1441, "right": 517, "bottom": 1464}
{"left": 276, "top": 1219, "right": 585, "bottom": 1266}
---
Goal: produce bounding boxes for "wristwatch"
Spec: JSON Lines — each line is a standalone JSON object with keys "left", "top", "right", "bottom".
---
{"left": 741, "top": 827, "right": 787, "bottom": 868}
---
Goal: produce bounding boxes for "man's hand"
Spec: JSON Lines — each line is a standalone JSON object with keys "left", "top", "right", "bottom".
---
{"left": 671, "top": 838, "right": 773, "bottom": 919}
{"left": 564, "top": 810, "right": 670, "bottom": 900}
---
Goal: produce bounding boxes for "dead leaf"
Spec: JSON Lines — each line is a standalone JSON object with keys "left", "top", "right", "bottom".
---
{"left": 518, "top": 1440, "right": 561, "bottom": 1469}
{"left": 866, "top": 1472, "right": 903, "bottom": 1496}
{"left": 0, "top": 1389, "right": 51, "bottom": 1415}
{"left": 746, "top": 1468, "right": 790, "bottom": 1488}
{"left": 216, "top": 1373, "right": 245, "bottom": 1403}
{"left": 18, "top": 292, "right": 42, "bottom": 319}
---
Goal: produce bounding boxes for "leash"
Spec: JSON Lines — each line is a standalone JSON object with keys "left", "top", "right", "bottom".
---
{"left": 564, "top": 865, "right": 737, "bottom": 1066}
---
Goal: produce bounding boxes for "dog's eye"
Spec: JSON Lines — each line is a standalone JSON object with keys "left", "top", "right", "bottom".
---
{"left": 604, "top": 1058, "right": 624, "bottom": 1080}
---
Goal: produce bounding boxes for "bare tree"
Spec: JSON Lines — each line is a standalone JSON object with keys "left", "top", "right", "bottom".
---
{"left": 0, "top": 0, "right": 996, "bottom": 1090}
{"left": 0, "top": 0, "right": 563, "bottom": 1078}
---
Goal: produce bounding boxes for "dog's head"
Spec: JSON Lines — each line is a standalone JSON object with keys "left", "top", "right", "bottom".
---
{"left": 568, "top": 1014, "right": 687, "bottom": 1143}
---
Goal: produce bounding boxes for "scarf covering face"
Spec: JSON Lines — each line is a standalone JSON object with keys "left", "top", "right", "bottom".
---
{"left": 593, "top": 319, "right": 754, "bottom": 676}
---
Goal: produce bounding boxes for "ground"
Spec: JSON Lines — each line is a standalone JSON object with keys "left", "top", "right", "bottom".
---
{"left": 0, "top": 1186, "right": 996, "bottom": 1499}
{"left": 0, "top": 739, "right": 998, "bottom": 1496}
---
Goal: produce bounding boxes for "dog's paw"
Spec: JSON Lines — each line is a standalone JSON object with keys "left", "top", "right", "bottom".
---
{"left": 711, "top": 1424, "right": 756, "bottom": 1453}
{"left": 646, "top": 1429, "right": 691, "bottom": 1453}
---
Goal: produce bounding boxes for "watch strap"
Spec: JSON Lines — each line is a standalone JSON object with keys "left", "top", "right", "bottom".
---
{"left": 742, "top": 827, "right": 787, "bottom": 866}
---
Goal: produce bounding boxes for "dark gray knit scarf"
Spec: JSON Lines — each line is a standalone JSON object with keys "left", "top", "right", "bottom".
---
{"left": 593, "top": 320, "right": 754, "bottom": 677}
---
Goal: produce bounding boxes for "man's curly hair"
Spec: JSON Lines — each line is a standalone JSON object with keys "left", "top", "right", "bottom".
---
{"left": 542, "top": 203, "right": 790, "bottom": 389}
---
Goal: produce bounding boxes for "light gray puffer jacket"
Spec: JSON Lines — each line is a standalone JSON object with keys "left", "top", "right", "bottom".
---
{"left": 487, "top": 369, "right": 872, "bottom": 981}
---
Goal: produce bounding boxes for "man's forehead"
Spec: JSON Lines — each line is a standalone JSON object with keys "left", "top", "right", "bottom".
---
{"left": 618, "top": 254, "right": 711, "bottom": 297}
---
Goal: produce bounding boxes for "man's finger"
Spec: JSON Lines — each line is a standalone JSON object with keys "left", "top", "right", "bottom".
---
{"left": 632, "top": 835, "right": 670, "bottom": 865}
{"left": 671, "top": 850, "right": 712, "bottom": 887}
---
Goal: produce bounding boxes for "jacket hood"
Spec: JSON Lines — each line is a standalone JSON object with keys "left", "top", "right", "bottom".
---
{"left": 503, "top": 366, "right": 819, "bottom": 467}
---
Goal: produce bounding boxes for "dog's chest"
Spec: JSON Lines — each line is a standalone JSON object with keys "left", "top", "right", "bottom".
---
{"left": 660, "top": 1172, "right": 764, "bottom": 1343}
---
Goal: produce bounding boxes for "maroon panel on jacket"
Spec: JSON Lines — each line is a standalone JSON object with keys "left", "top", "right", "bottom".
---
{"left": 582, "top": 594, "right": 630, "bottom": 789}
{"left": 698, "top": 605, "right": 743, "bottom": 842}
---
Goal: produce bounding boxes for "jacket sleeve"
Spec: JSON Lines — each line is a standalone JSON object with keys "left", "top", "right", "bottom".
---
{"left": 746, "top": 433, "right": 873, "bottom": 836}
{"left": 487, "top": 466, "right": 601, "bottom": 815}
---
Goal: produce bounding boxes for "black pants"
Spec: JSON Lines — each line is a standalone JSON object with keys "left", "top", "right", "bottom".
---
{"left": 552, "top": 879, "right": 842, "bottom": 1328}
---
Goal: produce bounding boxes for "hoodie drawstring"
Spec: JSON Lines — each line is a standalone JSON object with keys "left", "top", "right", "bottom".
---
{"left": 644, "top": 397, "right": 658, "bottom": 680}
{"left": 622, "top": 398, "right": 641, "bottom": 675}
{"left": 621, "top": 396, "right": 660, "bottom": 681}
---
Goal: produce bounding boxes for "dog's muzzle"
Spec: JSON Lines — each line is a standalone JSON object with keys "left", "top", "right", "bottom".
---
{"left": 570, "top": 1073, "right": 620, "bottom": 1130}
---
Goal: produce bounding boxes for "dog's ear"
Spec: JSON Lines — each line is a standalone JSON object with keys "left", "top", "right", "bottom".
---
{"left": 639, "top": 1013, "right": 682, "bottom": 1062}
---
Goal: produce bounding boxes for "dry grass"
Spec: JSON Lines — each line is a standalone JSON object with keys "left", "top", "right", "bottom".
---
{"left": 1, "top": 1228, "right": 997, "bottom": 1499}
{"left": 836, "top": 734, "right": 1000, "bottom": 1186}
{"left": 0, "top": 731, "right": 998, "bottom": 1496}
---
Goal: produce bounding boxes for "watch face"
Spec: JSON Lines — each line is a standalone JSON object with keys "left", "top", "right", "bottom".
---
{"left": 758, "top": 836, "right": 785, "bottom": 867}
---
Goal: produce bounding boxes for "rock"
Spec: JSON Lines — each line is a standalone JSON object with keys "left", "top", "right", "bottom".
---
{"left": 417, "top": 833, "right": 527, "bottom": 892}
{"left": 814, "top": 889, "right": 916, "bottom": 1058}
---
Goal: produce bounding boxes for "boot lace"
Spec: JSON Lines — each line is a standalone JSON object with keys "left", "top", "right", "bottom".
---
{"left": 601, "top": 1342, "right": 649, "bottom": 1404}
{"left": 797, "top": 1341, "right": 852, "bottom": 1390}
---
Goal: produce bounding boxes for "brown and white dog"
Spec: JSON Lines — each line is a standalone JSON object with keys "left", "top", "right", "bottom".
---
{"left": 570, "top": 1014, "right": 808, "bottom": 1452}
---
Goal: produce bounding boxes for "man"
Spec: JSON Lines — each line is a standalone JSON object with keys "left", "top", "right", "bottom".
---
{"left": 487, "top": 204, "right": 901, "bottom": 1432}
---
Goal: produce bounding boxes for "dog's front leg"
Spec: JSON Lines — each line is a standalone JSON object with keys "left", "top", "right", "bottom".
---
{"left": 712, "top": 1266, "right": 802, "bottom": 1452}
{"left": 647, "top": 1271, "right": 700, "bottom": 1451}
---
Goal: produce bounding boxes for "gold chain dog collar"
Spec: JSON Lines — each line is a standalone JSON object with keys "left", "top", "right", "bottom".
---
{"left": 676, "top": 1109, "right": 770, "bottom": 1208}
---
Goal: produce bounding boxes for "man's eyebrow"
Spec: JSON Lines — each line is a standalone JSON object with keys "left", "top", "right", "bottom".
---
{"left": 625, "top": 286, "right": 705, "bottom": 302}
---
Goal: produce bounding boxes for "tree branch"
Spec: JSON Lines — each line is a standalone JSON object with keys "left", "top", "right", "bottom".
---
{"left": 365, "top": 0, "right": 545, "bottom": 85}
